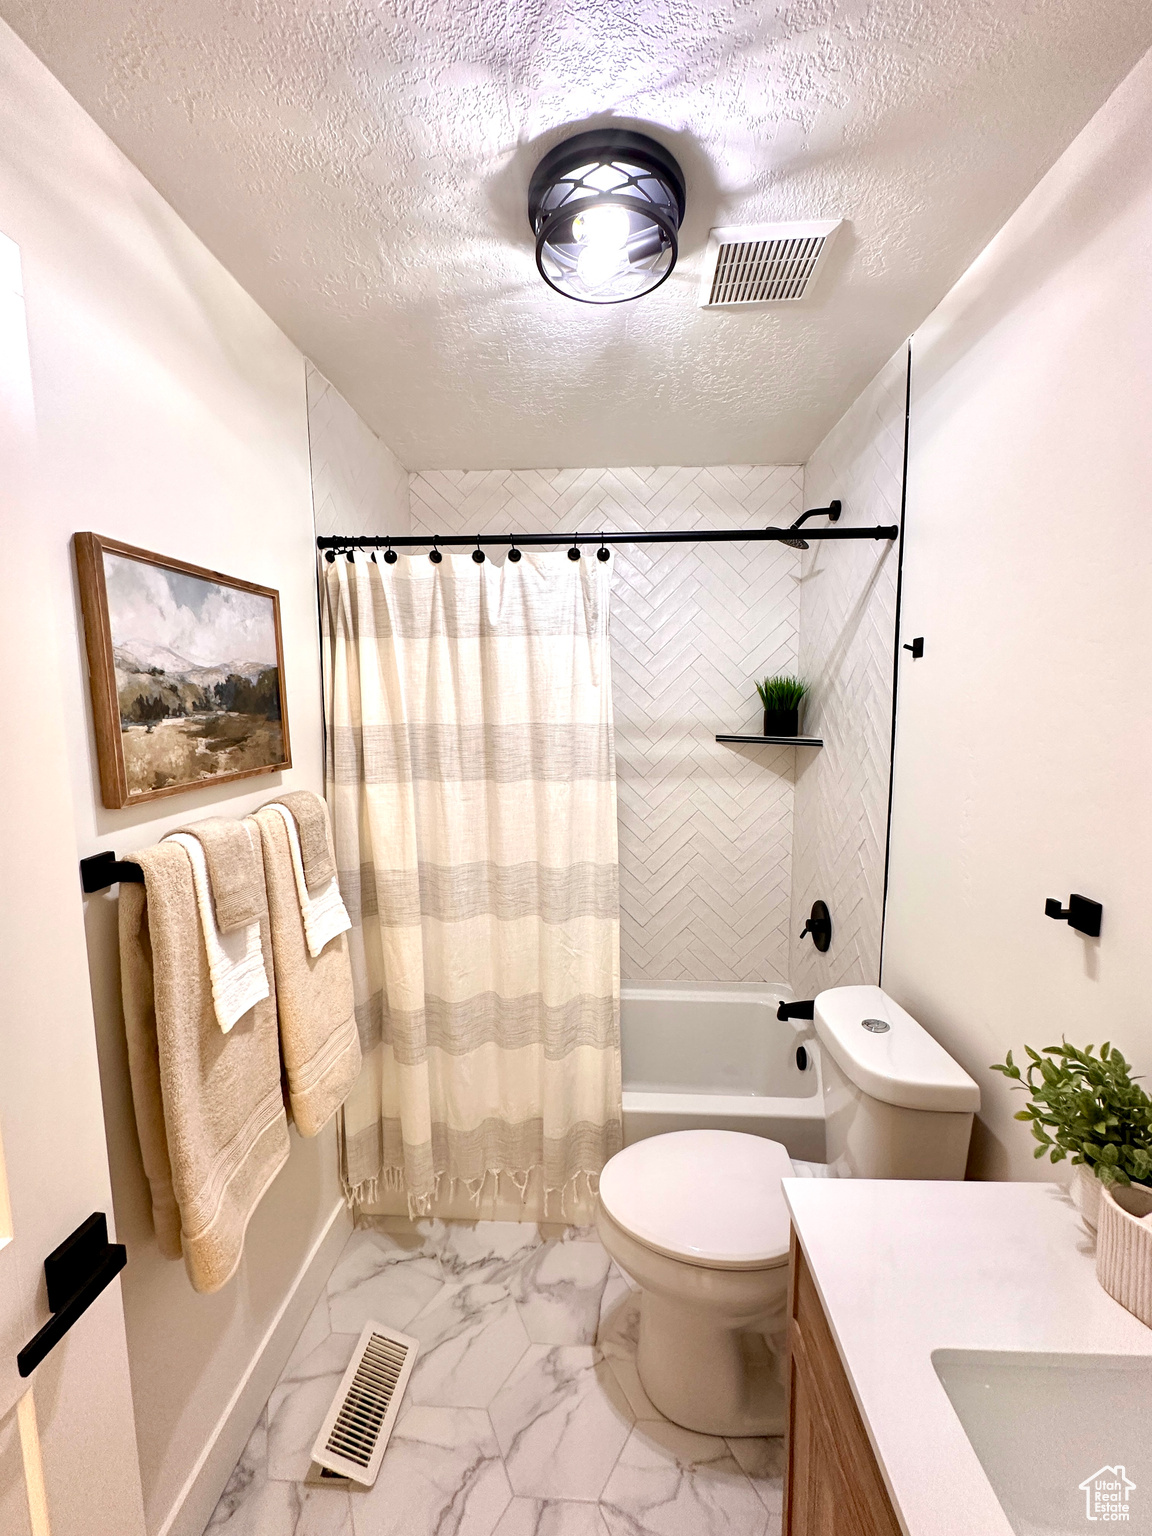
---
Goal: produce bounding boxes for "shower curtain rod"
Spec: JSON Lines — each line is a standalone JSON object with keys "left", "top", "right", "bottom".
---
{"left": 317, "top": 524, "right": 898, "bottom": 553}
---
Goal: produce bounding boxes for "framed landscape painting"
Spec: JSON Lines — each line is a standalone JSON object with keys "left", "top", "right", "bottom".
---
{"left": 75, "top": 533, "right": 291, "bottom": 808}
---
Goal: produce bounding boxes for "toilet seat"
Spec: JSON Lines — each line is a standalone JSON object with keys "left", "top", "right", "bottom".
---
{"left": 598, "top": 1129, "right": 794, "bottom": 1271}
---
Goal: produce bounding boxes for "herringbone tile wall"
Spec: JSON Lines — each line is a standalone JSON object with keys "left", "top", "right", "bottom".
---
{"left": 307, "top": 362, "right": 410, "bottom": 538}
{"left": 790, "top": 349, "right": 907, "bottom": 996}
{"left": 410, "top": 468, "right": 805, "bottom": 983}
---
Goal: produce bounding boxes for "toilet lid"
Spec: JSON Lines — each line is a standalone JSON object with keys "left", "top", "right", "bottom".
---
{"left": 598, "top": 1130, "right": 794, "bottom": 1270}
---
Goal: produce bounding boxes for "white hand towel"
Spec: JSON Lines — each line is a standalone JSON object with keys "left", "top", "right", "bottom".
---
{"left": 267, "top": 803, "right": 351, "bottom": 958}
{"left": 164, "top": 830, "right": 270, "bottom": 1032}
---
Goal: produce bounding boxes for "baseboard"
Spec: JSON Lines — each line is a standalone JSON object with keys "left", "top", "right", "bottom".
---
{"left": 156, "top": 1197, "right": 353, "bottom": 1536}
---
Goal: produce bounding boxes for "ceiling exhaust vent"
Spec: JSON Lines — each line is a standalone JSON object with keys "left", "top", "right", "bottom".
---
{"left": 310, "top": 1320, "right": 419, "bottom": 1486}
{"left": 699, "top": 219, "right": 842, "bottom": 308}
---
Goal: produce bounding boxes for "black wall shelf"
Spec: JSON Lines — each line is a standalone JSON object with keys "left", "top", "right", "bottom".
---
{"left": 716, "top": 734, "right": 824, "bottom": 748}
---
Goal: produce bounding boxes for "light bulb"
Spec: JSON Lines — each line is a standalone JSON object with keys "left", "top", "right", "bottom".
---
{"left": 572, "top": 202, "right": 631, "bottom": 251}
{"left": 576, "top": 243, "right": 627, "bottom": 290}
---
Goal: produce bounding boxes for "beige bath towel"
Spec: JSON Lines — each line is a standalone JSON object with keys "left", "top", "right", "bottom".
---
{"left": 174, "top": 815, "right": 263, "bottom": 931}
{"left": 270, "top": 789, "right": 336, "bottom": 891}
{"left": 251, "top": 806, "right": 361, "bottom": 1137}
{"left": 119, "top": 841, "right": 290, "bottom": 1293}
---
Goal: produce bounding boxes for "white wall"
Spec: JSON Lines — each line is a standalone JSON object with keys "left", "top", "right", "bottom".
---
{"left": 409, "top": 468, "right": 804, "bottom": 983}
{"left": 306, "top": 362, "right": 410, "bottom": 538}
{"left": 0, "top": 21, "right": 349, "bottom": 1534}
{"left": 791, "top": 348, "right": 905, "bottom": 996}
{"left": 883, "top": 46, "right": 1152, "bottom": 1180}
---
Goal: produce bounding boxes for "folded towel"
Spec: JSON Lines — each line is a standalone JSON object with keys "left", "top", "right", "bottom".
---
{"left": 173, "top": 815, "right": 264, "bottom": 932}
{"left": 164, "top": 830, "right": 269, "bottom": 1032}
{"left": 269, "top": 789, "right": 337, "bottom": 892}
{"left": 266, "top": 803, "right": 351, "bottom": 959}
{"left": 119, "top": 842, "right": 289, "bottom": 1293}
{"left": 251, "top": 807, "right": 361, "bottom": 1137}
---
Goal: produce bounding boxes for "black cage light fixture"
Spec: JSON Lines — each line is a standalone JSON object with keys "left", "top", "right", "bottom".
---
{"left": 528, "top": 129, "right": 686, "bottom": 305}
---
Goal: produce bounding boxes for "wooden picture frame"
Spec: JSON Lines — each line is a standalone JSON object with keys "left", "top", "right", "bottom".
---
{"left": 75, "top": 533, "right": 291, "bottom": 809}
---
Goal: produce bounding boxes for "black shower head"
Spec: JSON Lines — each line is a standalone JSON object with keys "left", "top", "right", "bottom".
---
{"left": 779, "top": 499, "right": 841, "bottom": 551}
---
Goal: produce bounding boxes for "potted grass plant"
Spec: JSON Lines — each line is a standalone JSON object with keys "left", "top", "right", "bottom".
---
{"left": 991, "top": 1040, "right": 1152, "bottom": 1227}
{"left": 756, "top": 675, "right": 808, "bottom": 737}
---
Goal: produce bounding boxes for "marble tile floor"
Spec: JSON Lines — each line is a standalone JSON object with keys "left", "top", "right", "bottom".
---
{"left": 206, "top": 1216, "right": 786, "bottom": 1536}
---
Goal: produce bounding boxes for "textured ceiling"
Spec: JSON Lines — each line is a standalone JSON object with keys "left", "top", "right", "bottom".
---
{"left": 5, "top": 1, "right": 1151, "bottom": 468}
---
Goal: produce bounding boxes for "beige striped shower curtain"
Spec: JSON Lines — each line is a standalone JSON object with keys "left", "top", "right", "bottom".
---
{"left": 322, "top": 550, "right": 622, "bottom": 1215}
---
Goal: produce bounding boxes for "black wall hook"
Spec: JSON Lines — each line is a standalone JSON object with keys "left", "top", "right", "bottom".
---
{"left": 903, "top": 637, "right": 924, "bottom": 658}
{"left": 1045, "top": 894, "right": 1102, "bottom": 938}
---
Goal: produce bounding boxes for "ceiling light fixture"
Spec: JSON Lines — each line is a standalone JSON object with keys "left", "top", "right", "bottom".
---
{"left": 528, "top": 129, "right": 686, "bottom": 305}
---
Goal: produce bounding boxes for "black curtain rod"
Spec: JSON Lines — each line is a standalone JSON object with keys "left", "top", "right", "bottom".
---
{"left": 317, "top": 526, "right": 898, "bottom": 551}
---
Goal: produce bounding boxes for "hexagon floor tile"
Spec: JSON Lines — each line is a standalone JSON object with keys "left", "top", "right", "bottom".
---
{"left": 205, "top": 1218, "right": 784, "bottom": 1536}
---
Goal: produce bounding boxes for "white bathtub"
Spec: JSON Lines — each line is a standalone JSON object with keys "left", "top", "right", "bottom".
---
{"left": 619, "top": 981, "right": 826, "bottom": 1162}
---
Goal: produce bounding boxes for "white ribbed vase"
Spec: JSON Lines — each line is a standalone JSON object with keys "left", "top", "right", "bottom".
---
{"left": 1096, "top": 1182, "right": 1152, "bottom": 1328}
{"left": 1071, "top": 1163, "right": 1104, "bottom": 1230}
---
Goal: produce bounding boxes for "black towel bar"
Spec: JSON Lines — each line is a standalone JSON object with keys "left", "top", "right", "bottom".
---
{"left": 80, "top": 851, "right": 144, "bottom": 893}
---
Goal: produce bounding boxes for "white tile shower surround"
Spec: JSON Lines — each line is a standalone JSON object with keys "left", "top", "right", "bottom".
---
{"left": 409, "top": 467, "right": 804, "bottom": 985}
{"left": 789, "top": 349, "right": 907, "bottom": 998}
{"left": 206, "top": 1213, "right": 800, "bottom": 1536}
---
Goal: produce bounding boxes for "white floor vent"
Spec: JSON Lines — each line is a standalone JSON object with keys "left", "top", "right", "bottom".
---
{"left": 310, "top": 1320, "right": 419, "bottom": 1486}
{"left": 699, "top": 219, "right": 842, "bottom": 308}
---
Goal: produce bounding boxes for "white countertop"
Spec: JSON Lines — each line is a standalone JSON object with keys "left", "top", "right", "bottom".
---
{"left": 782, "top": 1178, "right": 1152, "bottom": 1536}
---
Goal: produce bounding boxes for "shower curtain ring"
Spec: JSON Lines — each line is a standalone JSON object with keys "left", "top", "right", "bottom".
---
{"left": 508, "top": 535, "right": 522, "bottom": 563}
{"left": 472, "top": 536, "right": 486, "bottom": 564}
{"left": 567, "top": 534, "right": 581, "bottom": 561}
{"left": 429, "top": 536, "right": 443, "bottom": 565}
{"left": 324, "top": 549, "right": 336, "bottom": 563}
{"left": 346, "top": 548, "right": 355, "bottom": 563}
{"left": 597, "top": 533, "right": 610, "bottom": 562}
{"left": 384, "top": 538, "right": 398, "bottom": 565}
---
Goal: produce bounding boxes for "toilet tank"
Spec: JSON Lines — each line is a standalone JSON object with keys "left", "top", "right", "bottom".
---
{"left": 814, "top": 986, "right": 980, "bottom": 1179}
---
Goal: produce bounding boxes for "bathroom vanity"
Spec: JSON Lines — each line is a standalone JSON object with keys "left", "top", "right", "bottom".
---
{"left": 782, "top": 1179, "right": 1152, "bottom": 1536}
{"left": 786, "top": 1234, "right": 901, "bottom": 1535}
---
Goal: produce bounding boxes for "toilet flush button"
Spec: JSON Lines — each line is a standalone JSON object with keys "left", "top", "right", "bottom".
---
{"left": 861, "top": 1018, "right": 890, "bottom": 1033}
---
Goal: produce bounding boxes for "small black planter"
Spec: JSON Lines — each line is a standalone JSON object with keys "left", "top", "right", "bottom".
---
{"left": 763, "top": 707, "right": 799, "bottom": 737}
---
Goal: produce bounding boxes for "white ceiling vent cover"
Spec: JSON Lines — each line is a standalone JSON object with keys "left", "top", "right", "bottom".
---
{"left": 310, "top": 1320, "right": 419, "bottom": 1486}
{"left": 699, "top": 219, "right": 842, "bottom": 308}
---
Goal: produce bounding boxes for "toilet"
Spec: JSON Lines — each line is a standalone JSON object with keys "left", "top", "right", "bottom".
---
{"left": 595, "top": 984, "right": 980, "bottom": 1437}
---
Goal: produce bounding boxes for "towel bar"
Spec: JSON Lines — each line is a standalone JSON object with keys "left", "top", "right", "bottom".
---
{"left": 80, "top": 851, "right": 144, "bottom": 893}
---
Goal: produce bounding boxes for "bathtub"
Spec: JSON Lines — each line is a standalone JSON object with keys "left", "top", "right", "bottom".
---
{"left": 619, "top": 981, "right": 825, "bottom": 1162}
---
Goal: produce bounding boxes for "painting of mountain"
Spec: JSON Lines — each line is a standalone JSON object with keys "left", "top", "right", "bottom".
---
{"left": 75, "top": 534, "right": 290, "bottom": 807}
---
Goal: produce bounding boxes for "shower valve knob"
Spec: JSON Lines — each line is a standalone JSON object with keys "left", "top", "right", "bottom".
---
{"left": 800, "top": 900, "right": 832, "bottom": 953}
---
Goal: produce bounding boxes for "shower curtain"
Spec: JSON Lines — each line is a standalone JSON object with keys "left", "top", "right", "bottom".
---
{"left": 322, "top": 549, "right": 622, "bottom": 1214}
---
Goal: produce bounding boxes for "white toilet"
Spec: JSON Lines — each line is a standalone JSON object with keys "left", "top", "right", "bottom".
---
{"left": 595, "top": 984, "right": 980, "bottom": 1437}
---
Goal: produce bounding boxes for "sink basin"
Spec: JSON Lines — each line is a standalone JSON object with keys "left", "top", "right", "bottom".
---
{"left": 933, "top": 1350, "right": 1152, "bottom": 1535}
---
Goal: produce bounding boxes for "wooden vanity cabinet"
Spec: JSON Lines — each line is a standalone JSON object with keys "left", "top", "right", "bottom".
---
{"left": 784, "top": 1232, "right": 903, "bottom": 1536}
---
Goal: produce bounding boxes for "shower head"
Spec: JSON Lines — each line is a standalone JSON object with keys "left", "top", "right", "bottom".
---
{"left": 778, "top": 498, "right": 841, "bottom": 551}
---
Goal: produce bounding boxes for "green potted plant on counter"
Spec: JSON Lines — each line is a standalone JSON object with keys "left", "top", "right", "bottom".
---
{"left": 991, "top": 1040, "right": 1152, "bottom": 1227}
{"left": 755, "top": 675, "right": 808, "bottom": 737}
